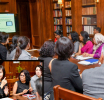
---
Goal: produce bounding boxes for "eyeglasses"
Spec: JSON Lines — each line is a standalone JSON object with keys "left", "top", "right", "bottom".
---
{"left": 20, "top": 75, "right": 25, "bottom": 77}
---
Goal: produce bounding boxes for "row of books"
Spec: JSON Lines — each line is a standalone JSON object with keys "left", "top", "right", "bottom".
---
{"left": 66, "top": 26, "right": 72, "bottom": 33}
{"left": 82, "top": 7, "right": 97, "bottom": 15}
{"left": 82, "top": 26, "right": 95, "bottom": 34}
{"left": 54, "top": 26, "right": 62, "bottom": 31}
{"left": 65, "top": 10, "right": 71, "bottom": 16}
{"left": 54, "top": 18, "right": 62, "bottom": 25}
{"left": 82, "top": 0, "right": 95, "bottom": 5}
{"left": 53, "top": 10, "right": 62, "bottom": 17}
{"left": 53, "top": 3, "right": 60, "bottom": 9}
{"left": 66, "top": 18, "right": 72, "bottom": 25}
{"left": 65, "top": 1, "right": 71, "bottom": 8}
{"left": 82, "top": 17, "right": 97, "bottom": 25}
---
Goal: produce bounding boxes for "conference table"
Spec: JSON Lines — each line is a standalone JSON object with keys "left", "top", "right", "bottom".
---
{"left": 10, "top": 95, "right": 37, "bottom": 100}
{"left": 28, "top": 50, "right": 101, "bottom": 74}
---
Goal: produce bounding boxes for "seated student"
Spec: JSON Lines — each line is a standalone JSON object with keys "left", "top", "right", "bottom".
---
{"left": 49, "top": 37, "right": 83, "bottom": 99}
{"left": 76, "top": 31, "right": 93, "bottom": 55}
{"left": 67, "top": 31, "right": 79, "bottom": 53}
{"left": 13, "top": 70, "right": 32, "bottom": 95}
{"left": 93, "top": 27, "right": 101, "bottom": 34}
{"left": 30, "top": 65, "right": 42, "bottom": 92}
{"left": 0, "top": 65, "right": 9, "bottom": 98}
{"left": 7, "top": 35, "right": 19, "bottom": 60}
{"left": 82, "top": 54, "right": 104, "bottom": 99}
{"left": 36, "top": 78, "right": 42, "bottom": 100}
{"left": 0, "top": 32, "right": 9, "bottom": 60}
{"left": 13, "top": 36, "right": 37, "bottom": 60}
{"left": 54, "top": 30, "right": 63, "bottom": 43}
{"left": 38, "top": 40, "right": 55, "bottom": 93}
{"left": 83, "top": 33, "right": 104, "bottom": 58}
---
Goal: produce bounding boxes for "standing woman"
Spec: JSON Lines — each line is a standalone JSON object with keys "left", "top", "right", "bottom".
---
{"left": 13, "top": 36, "right": 34, "bottom": 60}
{"left": 76, "top": 31, "right": 93, "bottom": 55}
{"left": 67, "top": 31, "right": 79, "bottom": 53}
{"left": 0, "top": 65, "right": 9, "bottom": 98}
{"left": 0, "top": 32, "right": 9, "bottom": 60}
{"left": 13, "top": 70, "right": 32, "bottom": 95}
{"left": 7, "top": 35, "right": 19, "bottom": 60}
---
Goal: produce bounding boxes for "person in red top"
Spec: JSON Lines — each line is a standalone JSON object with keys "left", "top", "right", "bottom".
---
{"left": 54, "top": 30, "right": 63, "bottom": 44}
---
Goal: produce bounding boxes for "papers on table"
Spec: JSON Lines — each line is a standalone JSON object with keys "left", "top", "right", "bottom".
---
{"left": 78, "top": 59, "right": 99, "bottom": 65}
{"left": 76, "top": 55, "right": 93, "bottom": 60}
{"left": 0, "top": 98, "right": 13, "bottom": 100}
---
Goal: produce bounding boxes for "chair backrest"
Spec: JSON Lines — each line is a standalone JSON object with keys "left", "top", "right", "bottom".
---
{"left": 5, "top": 72, "right": 13, "bottom": 79}
{"left": 54, "top": 85, "right": 103, "bottom": 100}
{"left": 7, "top": 78, "right": 19, "bottom": 96}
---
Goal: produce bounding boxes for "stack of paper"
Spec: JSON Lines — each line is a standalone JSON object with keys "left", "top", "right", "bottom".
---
{"left": 76, "top": 55, "right": 93, "bottom": 60}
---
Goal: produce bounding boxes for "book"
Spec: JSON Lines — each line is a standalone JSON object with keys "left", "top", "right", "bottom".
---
{"left": 82, "top": 0, "right": 95, "bottom": 4}
{"left": 82, "top": 7, "right": 97, "bottom": 15}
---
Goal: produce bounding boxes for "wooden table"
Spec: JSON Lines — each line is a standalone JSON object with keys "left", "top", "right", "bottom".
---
{"left": 28, "top": 50, "right": 101, "bottom": 74}
{"left": 69, "top": 57, "right": 100, "bottom": 74}
{"left": 11, "top": 95, "right": 37, "bottom": 100}
{"left": 28, "top": 50, "right": 40, "bottom": 57}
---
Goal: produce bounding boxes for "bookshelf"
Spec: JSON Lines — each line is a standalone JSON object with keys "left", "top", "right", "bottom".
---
{"left": 64, "top": 0, "right": 72, "bottom": 35}
{"left": 82, "top": 0, "right": 97, "bottom": 35}
{"left": 53, "top": 1, "right": 63, "bottom": 32}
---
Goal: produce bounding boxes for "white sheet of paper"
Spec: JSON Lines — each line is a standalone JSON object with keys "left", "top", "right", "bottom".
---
{"left": 0, "top": 98, "right": 13, "bottom": 100}
{"left": 76, "top": 55, "right": 93, "bottom": 60}
{"left": 78, "top": 61, "right": 91, "bottom": 65}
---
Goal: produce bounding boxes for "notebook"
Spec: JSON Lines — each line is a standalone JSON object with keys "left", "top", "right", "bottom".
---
{"left": 78, "top": 59, "right": 98, "bottom": 65}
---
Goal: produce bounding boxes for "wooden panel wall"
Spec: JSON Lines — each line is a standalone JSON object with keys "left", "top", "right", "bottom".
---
{"left": 29, "top": 0, "right": 54, "bottom": 48}
{"left": 16, "top": 1, "right": 31, "bottom": 38}
{"left": 2, "top": 61, "right": 41, "bottom": 77}
{"left": 71, "top": 0, "right": 82, "bottom": 35}
{"left": 97, "top": 0, "right": 104, "bottom": 35}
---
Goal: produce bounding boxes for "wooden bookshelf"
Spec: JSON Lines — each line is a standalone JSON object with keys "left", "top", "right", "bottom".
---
{"left": 82, "top": 0, "right": 97, "bottom": 35}
{"left": 65, "top": 0, "right": 72, "bottom": 34}
{"left": 82, "top": 3, "right": 96, "bottom": 7}
{"left": 52, "top": 0, "right": 63, "bottom": 33}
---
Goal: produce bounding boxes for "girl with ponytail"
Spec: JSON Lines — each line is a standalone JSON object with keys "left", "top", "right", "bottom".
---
{"left": 13, "top": 36, "right": 32, "bottom": 60}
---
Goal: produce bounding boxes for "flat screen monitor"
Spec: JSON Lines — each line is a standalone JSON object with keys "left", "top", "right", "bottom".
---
{"left": 0, "top": 14, "right": 16, "bottom": 33}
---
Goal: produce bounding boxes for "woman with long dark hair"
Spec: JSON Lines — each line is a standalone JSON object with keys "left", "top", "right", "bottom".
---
{"left": 76, "top": 31, "right": 93, "bottom": 55}
{"left": 67, "top": 31, "right": 79, "bottom": 53}
{"left": 0, "top": 65, "right": 9, "bottom": 98}
{"left": 13, "top": 36, "right": 36, "bottom": 60}
{"left": 7, "top": 35, "right": 19, "bottom": 60}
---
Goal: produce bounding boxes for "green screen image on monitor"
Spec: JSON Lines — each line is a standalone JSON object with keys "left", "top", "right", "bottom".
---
{"left": 0, "top": 14, "right": 16, "bottom": 33}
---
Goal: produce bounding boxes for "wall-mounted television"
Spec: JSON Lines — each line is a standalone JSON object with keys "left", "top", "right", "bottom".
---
{"left": 0, "top": 13, "right": 16, "bottom": 33}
